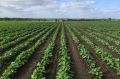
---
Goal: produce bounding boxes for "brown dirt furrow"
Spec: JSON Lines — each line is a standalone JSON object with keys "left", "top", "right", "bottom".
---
{"left": 45, "top": 28, "right": 60, "bottom": 79}
{"left": 65, "top": 26, "right": 92, "bottom": 79}
{"left": 12, "top": 29, "right": 54, "bottom": 79}
{"left": 0, "top": 52, "right": 3, "bottom": 56}
{"left": 77, "top": 32, "right": 120, "bottom": 79}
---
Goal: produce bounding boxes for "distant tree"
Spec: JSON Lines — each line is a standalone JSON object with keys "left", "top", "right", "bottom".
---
{"left": 108, "top": 18, "right": 112, "bottom": 21}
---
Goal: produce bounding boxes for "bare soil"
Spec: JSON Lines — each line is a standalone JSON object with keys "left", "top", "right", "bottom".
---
{"left": 45, "top": 27, "right": 61, "bottom": 79}
{"left": 0, "top": 51, "right": 3, "bottom": 56}
{"left": 12, "top": 28, "right": 54, "bottom": 79}
{"left": 65, "top": 26, "right": 92, "bottom": 79}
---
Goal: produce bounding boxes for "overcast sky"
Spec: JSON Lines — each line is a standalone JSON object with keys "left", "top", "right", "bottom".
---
{"left": 0, "top": 0, "right": 120, "bottom": 19}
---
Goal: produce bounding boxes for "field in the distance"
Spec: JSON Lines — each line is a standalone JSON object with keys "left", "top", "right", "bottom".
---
{"left": 0, "top": 21, "right": 120, "bottom": 79}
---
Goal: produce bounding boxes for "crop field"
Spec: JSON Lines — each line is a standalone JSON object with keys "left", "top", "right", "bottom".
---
{"left": 0, "top": 21, "right": 120, "bottom": 79}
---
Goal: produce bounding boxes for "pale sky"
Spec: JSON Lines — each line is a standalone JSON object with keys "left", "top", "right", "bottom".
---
{"left": 0, "top": 0, "right": 120, "bottom": 19}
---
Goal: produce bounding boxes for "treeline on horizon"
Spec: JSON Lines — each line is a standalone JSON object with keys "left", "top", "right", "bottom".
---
{"left": 0, "top": 17, "right": 119, "bottom": 21}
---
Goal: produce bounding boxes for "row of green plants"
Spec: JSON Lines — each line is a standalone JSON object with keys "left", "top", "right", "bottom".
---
{"left": 0, "top": 24, "right": 29, "bottom": 37}
{"left": 0, "top": 22, "right": 54, "bottom": 42}
{"left": 74, "top": 27, "right": 120, "bottom": 76}
{"left": 31, "top": 24, "right": 60, "bottom": 79}
{"left": 0, "top": 27, "right": 41, "bottom": 45}
{"left": 0, "top": 25, "right": 38, "bottom": 41}
{"left": 0, "top": 22, "right": 53, "bottom": 36}
{"left": 0, "top": 24, "right": 29, "bottom": 36}
{"left": 0, "top": 27, "right": 45, "bottom": 51}
{"left": 0, "top": 24, "right": 56, "bottom": 79}
{"left": 92, "top": 30, "right": 120, "bottom": 46}
{"left": 106, "top": 31, "right": 120, "bottom": 40}
{"left": 56, "top": 25, "right": 72, "bottom": 79}
{"left": 0, "top": 26, "right": 54, "bottom": 67}
{"left": 0, "top": 28, "right": 31, "bottom": 42}
{"left": 0, "top": 22, "right": 55, "bottom": 41}
{"left": 83, "top": 30, "right": 120, "bottom": 54}
{"left": 0, "top": 25, "right": 41, "bottom": 45}
{"left": 74, "top": 27, "right": 120, "bottom": 56}
{"left": 0, "top": 23, "right": 57, "bottom": 52}
{"left": 94, "top": 46, "right": 120, "bottom": 75}
{"left": 73, "top": 24, "right": 120, "bottom": 55}
{"left": 68, "top": 26, "right": 103, "bottom": 79}
{"left": 67, "top": 21, "right": 120, "bottom": 46}
{"left": 67, "top": 21, "right": 120, "bottom": 76}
